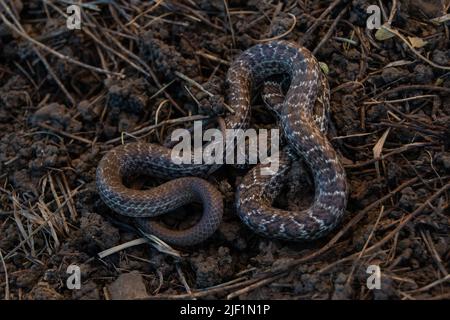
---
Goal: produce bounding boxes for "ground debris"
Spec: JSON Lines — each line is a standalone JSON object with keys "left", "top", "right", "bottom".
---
{"left": 0, "top": 0, "right": 448, "bottom": 300}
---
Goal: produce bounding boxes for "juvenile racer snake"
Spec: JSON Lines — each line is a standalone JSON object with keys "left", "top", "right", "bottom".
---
{"left": 96, "top": 40, "right": 348, "bottom": 246}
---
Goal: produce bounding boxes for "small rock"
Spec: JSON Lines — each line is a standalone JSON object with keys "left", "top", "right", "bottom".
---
{"left": 414, "top": 64, "right": 433, "bottom": 84}
{"left": 107, "top": 272, "right": 148, "bottom": 300}
{"left": 30, "top": 103, "right": 71, "bottom": 130}
{"left": 190, "top": 255, "right": 221, "bottom": 288}
{"left": 432, "top": 50, "right": 448, "bottom": 66}
{"left": 77, "top": 100, "right": 99, "bottom": 121}
{"left": 381, "top": 67, "right": 409, "bottom": 83}
{"left": 435, "top": 152, "right": 450, "bottom": 171}
{"left": 28, "top": 282, "right": 64, "bottom": 300}
{"left": 72, "top": 281, "right": 100, "bottom": 300}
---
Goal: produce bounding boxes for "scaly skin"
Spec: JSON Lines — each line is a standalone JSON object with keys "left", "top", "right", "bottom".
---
{"left": 96, "top": 40, "right": 348, "bottom": 245}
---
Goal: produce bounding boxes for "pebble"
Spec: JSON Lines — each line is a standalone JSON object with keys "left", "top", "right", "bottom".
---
{"left": 107, "top": 272, "right": 148, "bottom": 300}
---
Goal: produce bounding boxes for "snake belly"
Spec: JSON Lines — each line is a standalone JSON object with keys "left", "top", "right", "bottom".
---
{"left": 96, "top": 40, "right": 348, "bottom": 245}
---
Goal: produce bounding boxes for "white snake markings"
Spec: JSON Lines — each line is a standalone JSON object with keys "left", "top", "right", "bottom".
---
{"left": 96, "top": 40, "right": 348, "bottom": 246}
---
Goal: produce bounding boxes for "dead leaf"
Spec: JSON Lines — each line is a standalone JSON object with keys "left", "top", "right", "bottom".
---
{"left": 384, "top": 60, "right": 414, "bottom": 68}
{"left": 408, "top": 36, "right": 427, "bottom": 48}
{"left": 319, "top": 62, "right": 329, "bottom": 75}
{"left": 373, "top": 128, "right": 390, "bottom": 179}
{"left": 375, "top": 24, "right": 395, "bottom": 41}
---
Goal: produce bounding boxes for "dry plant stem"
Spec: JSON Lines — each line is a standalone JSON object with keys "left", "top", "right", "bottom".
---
{"left": 226, "top": 273, "right": 285, "bottom": 299}
{"left": 300, "top": 0, "right": 343, "bottom": 44}
{"left": 319, "top": 183, "right": 450, "bottom": 273}
{"left": 363, "top": 94, "right": 437, "bottom": 105}
{"left": 383, "top": 26, "right": 450, "bottom": 71}
{"left": 81, "top": 10, "right": 182, "bottom": 118}
{"left": 345, "top": 142, "right": 432, "bottom": 169}
{"left": 4, "top": 186, "right": 83, "bottom": 260}
{"left": 175, "top": 71, "right": 234, "bottom": 113}
{"left": 420, "top": 230, "right": 448, "bottom": 276}
{"left": 406, "top": 274, "right": 450, "bottom": 294}
{"left": 105, "top": 114, "right": 210, "bottom": 145}
{"left": 0, "top": 8, "right": 123, "bottom": 77}
{"left": 126, "top": 0, "right": 164, "bottom": 26}
{"left": 148, "top": 277, "right": 262, "bottom": 300}
{"left": 36, "top": 122, "right": 94, "bottom": 145}
{"left": 387, "top": 0, "right": 398, "bottom": 25}
{"left": 222, "top": 0, "right": 236, "bottom": 47}
{"left": 345, "top": 206, "right": 385, "bottom": 286}
{"left": 381, "top": 85, "right": 450, "bottom": 96}
{"left": 176, "top": 264, "right": 195, "bottom": 298}
{"left": 98, "top": 238, "right": 147, "bottom": 259}
{"left": 0, "top": 249, "right": 9, "bottom": 300}
{"left": 33, "top": 48, "right": 76, "bottom": 106}
{"left": 254, "top": 13, "right": 297, "bottom": 42}
{"left": 82, "top": 26, "right": 150, "bottom": 78}
{"left": 313, "top": 7, "right": 347, "bottom": 55}
{"left": 0, "top": 1, "right": 75, "bottom": 104}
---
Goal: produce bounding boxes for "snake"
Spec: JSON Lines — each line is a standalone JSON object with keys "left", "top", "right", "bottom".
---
{"left": 96, "top": 40, "right": 348, "bottom": 246}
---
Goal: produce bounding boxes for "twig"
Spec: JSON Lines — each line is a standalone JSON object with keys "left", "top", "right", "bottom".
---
{"left": 175, "top": 71, "right": 234, "bottom": 114}
{"left": 313, "top": 7, "right": 347, "bottom": 55}
{"left": 105, "top": 114, "right": 210, "bottom": 145}
{"left": 345, "top": 206, "right": 385, "bottom": 286}
{"left": 147, "top": 276, "right": 262, "bottom": 300}
{"left": 382, "top": 26, "right": 450, "bottom": 71}
{"left": 33, "top": 49, "right": 76, "bottom": 106}
{"left": 226, "top": 273, "right": 285, "bottom": 299}
{"left": 254, "top": 13, "right": 297, "bottom": 42}
{"left": 98, "top": 238, "right": 148, "bottom": 259}
{"left": 222, "top": 0, "right": 235, "bottom": 47}
{"left": 300, "top": 0, "right": 343, "bottom": 44}
{"left": 386, "top": 0, "right": 398, "bottom": 25}
{"left": 406, "top": 274, "right": 450, "bottom": 294}
{"left": 35, "top": 122, "right": 94, "bottom": 145}
{"left": 345, "top": 142, "right": 432, "bottom": 169}
{"left": 319, "top": 183, "right": 450, "bottom": 273}
{"left": 4, "top": 185, "right": 83, "bottom": 260}
{"left": 363, "top": 94, "right": 437, "bottom": 105}
{"left": 0, "top": 7, "right": 123, "bottom": 77}
{"left": 176, "top": 263, "right": 195, "bottom": 298}
{"left": 0, "top": 249, "right": 9, "bottom": 300}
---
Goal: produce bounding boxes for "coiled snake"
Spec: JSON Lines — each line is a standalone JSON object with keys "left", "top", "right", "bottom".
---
{"left": 96, "top": 41, "right": 348, "bottom": 246}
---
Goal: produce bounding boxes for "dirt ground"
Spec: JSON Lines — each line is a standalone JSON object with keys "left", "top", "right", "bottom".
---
{"left": 0, "top": 0, "right": 449, "bottom": 300}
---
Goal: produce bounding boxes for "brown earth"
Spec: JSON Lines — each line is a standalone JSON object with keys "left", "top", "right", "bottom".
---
{"left": 0, "top": 0, "right": 449, "bottom": 300}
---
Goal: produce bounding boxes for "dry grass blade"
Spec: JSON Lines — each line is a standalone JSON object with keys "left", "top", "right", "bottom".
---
{"left": 0, "top": 1, "right": 124, "bottom": 77}
{"left": 381, "top": 26, "right": 450, "bottom": 71}
{"left": 0, "top": 249, "right": 9, "bottom": 300}
{"left": 98, "top": 238, "right": 148, "bottom": 259}
{"left": 373, "top": 128, "right": 390, "bottom": 178}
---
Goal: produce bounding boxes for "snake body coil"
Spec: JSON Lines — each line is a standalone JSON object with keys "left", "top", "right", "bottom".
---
{"left": 96, "top": 40, "right": 348, "bottom": 245}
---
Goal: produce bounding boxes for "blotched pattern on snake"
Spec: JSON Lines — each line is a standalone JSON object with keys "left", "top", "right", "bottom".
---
{"left": 96, "top": 40, "right": 348, "bottom": 246}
